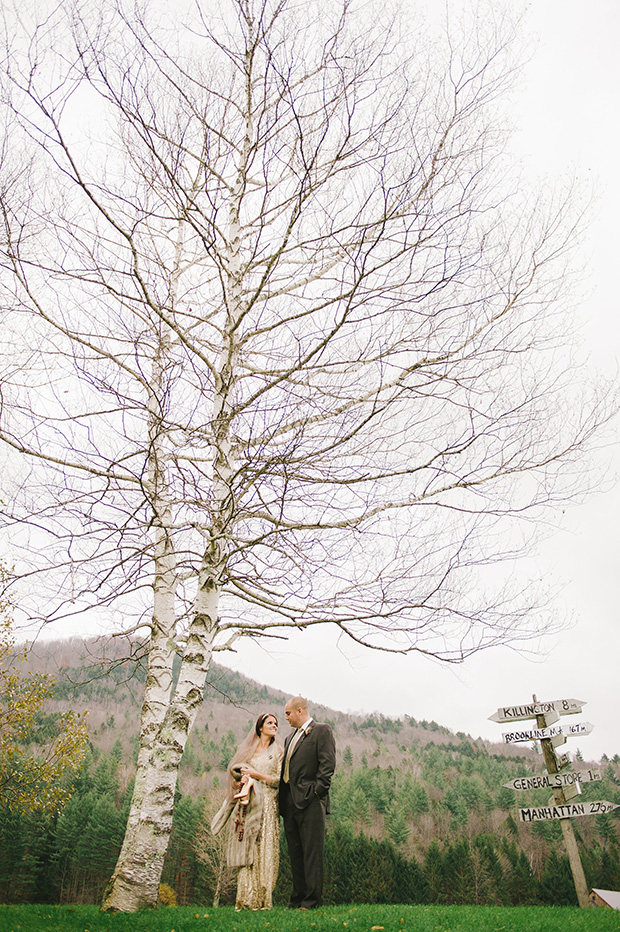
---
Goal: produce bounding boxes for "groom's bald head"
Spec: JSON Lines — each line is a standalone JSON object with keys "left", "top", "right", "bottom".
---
{"left": 285, "top": 696, "right": 309, "bottom": 728}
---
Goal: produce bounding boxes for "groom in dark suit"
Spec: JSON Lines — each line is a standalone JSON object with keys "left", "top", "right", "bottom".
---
{"left": 279, "top": 696, "right": 336, "bottom": 909}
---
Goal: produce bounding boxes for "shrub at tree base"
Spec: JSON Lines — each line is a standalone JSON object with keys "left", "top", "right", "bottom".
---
{"left": 157, "top": 883, "right": 177, "bottom": 906}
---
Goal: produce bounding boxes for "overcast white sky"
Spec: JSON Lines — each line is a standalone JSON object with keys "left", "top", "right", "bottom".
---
{"left": 24, "top": 1, "right": 619, "bottom": 762}
{"left": 221, "top": 0, "right": 620, "bottom": 761}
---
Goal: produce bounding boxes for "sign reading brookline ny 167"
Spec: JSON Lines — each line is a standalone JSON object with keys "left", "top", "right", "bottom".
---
{"left": 503, "top": 769, "right": 601, "bottom": 791}
{"left": 519, "top": 801, "right": 619, "bottom": 823}
{"left": 502, "top": 722, "right": 593, "bottom": 745}
{"left": 489, "top": 698, "right": 585, "bottom": 723}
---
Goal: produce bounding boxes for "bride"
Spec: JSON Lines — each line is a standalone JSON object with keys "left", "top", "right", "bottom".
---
{"left": 211, "top": 712, "right": 284, "bottom": 910}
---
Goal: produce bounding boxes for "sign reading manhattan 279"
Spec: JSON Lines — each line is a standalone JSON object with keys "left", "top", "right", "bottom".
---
{"left": 519, "top": 801, "right": 619, "bottom": 823}
{"left": 489, "top": 698, "right": 585, "bottom": 723}
{"left": 502, "top": 722, "right": 593, "bottom": 744}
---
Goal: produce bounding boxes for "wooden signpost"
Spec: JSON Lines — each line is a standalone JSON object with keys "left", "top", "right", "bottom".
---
{"left": 489, "top": 694, "right": 612, "bottom": 910}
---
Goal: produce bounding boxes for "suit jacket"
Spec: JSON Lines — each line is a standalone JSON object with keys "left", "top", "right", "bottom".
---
{"left": 280, "top": 720, "right": 336, "bottom": 813}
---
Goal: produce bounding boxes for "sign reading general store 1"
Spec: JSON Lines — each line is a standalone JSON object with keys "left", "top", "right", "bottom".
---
{"left": 503, "top": 769, "right": 601, "bottom": 791}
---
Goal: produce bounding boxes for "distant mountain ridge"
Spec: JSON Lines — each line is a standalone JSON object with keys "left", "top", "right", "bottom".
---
{"left": 24, "top": 634, "right": 534, "bottom": 761}
{"left": 23, "top": 635, "right": 602, "bottom": 768}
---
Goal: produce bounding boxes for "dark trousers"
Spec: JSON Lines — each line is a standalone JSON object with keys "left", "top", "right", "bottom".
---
{"left": 281, "top": 784, "right": 326, "bottom": 908}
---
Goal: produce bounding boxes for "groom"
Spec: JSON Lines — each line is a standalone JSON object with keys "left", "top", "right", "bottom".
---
{"left": 279, "top": 696, "right": 336, "bottom": 909}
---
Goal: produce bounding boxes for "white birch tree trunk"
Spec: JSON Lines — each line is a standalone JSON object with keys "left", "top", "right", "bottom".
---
{"left": 101, "top": 603, "right": 218, "bottom": 910}
{"left": 102, "top": 61, "right": 251, "bottom": 907}
{"left": 101, "top": 338, "right": 225, "bottom": 904}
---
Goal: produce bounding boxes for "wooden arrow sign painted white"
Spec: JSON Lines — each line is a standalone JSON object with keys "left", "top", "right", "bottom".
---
{"left": 502, "top": 724, "right": 560, "bottom": 743}
{"left": 503, "top": 769, "right": 602, "bottom": 791}
{"left": 519, "top": 800, "right": 619, "bottom": 822}
{"left": 489, "top": 699, "right": 585, "bottom": 723}
{"left": 502, "top": 722, "right": 593, "bottom": 744}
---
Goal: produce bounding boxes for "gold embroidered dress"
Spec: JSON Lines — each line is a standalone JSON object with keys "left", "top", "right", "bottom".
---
{"left": 235, "top": 744, "right": 283, "bottom": 910}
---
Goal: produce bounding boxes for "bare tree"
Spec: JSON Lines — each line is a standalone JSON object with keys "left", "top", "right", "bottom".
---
{"left": 0, "top": 0, "right": 607, "bottom": 911}
{"left": 194, "top": 801, "right": 236, "bottom": 908}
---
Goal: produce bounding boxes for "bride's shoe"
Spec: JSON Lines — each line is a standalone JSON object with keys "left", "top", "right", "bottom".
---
{"left": 234, "top": 777, "right": 255, "bottom": 804}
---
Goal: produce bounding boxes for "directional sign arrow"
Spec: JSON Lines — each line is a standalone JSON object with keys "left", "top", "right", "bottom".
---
{"left": 519, "top": 801, "right": 619, "bottom": 823}
{"left": 503, "top": 769, "right": 602, "bottom": 791}
{"left": 502, "top": 721, "right": 594, "bottom": 744}
{"left": 489, "top": 699, "right": 586, "bottom": 724}
{"left": 503, "top": 724, "right": 562, "bottom": 744}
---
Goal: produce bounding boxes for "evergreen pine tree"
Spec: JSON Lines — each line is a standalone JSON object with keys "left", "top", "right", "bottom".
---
{"left": 539, "top": 849, "right": 577, "bottom": 906}
{"left": 424, "top": 840, "right": 447, "bottom": 904}
{"left": 443, "top": 838, "right": 475, "bottom": 904}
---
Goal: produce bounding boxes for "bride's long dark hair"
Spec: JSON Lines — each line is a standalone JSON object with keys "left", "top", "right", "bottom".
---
{"left": 225, "top": 712, "right": 281, "bottom": 800}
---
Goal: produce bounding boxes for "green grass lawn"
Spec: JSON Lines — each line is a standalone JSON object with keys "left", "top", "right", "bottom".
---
{"left": 1, "top": 904, "right": 620, "bottom": 932}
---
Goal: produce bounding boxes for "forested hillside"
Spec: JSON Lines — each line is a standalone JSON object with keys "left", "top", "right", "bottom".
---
{"left": 1, "top": 637, "right": 619, "bottom": 907}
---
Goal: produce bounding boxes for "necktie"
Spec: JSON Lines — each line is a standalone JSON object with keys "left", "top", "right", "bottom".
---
{"left": 283, "top": 728, "right": 303, "bottom": 783}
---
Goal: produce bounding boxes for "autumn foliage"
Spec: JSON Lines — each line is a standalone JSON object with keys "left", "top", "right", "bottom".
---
{"left": 0, "top": 608, "right": 87, "bottom": 814}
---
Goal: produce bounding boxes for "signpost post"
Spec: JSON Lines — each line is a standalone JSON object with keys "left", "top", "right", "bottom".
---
{"left": 489, "top": 694, "right": 604, "bottom": 910}
{"left": 533, "top": 698, "right": 590, "bottom": 909}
